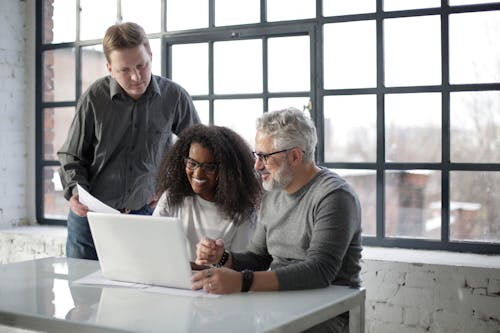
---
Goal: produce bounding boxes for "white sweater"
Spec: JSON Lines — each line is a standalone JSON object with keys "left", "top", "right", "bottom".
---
{"left": 153, "top": 192, "right": 255, "bottom": 261}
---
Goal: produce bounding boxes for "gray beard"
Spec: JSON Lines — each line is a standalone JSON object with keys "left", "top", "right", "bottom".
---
{"left": 262, "top": 163, "right": 293, "bottom": 191}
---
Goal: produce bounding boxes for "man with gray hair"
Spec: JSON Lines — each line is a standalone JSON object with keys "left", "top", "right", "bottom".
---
{"left": 193, "top": 107, "right": 362, "bottom": 332}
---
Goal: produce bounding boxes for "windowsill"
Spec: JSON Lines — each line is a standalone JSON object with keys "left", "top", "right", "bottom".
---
{"left": 1, "top": 226, "right": 499, "bottom": 269}
{"left": 0, "top": 225, "right": 66, "bottom": 238}
{"left": 362, "top": 246, "right": 500, "bottom": 269}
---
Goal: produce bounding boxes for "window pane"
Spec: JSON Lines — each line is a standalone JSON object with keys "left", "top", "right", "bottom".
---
{"left": 43, "top": 107, "right": 75, "bottom": 161}
{"left": 324, "top": 95, "right": 376, "bottom": 162}
{"left": 121, "top": 0, "right": 161, "bottom": 34}
{"left": 267, "top": 0, "right": 315, "bottom": 22}
{"left": 44, "top": 166, "right": 69, "bottom": 220}
{"left": 450, "top": 171, "right": 500, "bottom": 243}
{"left": 44, "top": 0, "right": 76, "bottom": 44}
{"left": 449, "top": 11, "right": 500, "bottom": 84}
{"left": 167, "top": 0, "right": 208, "bottom": 31}
{"left": 215, "top": 0, "right": 260, "bottom": 26}
{"left": 324, "top": 21, "right": 376, "bottom": 89}
{"left": 172, "top": 43, "right": 209, "bottom": 96}
{"left": 450, "top": 0, "right": 500, "bottom": 5}
{"left": 384, "top": 15, "right": 441, "bottom": 87}
{"left": 268, "top": 97, "right": 310, "bottom": 112}
{"left": 214, "top": 40, "right": 262, "bottom": 94}
{"left": 81, "top": 45, "right": 107, "bottom": 94}
{"left": 450, "top": 91, "right": 500, "bottom": 163}
{"left": 334, "top": 169, "right": 377, "bottom": 237}
{"left": 385, "top": 93, "right": 442, "bottom": 163}
{"left": 268, "top": 36, "right": 310, "bottom": 93}
{"left": 213, "top": 99, "right": 263, "bottom": 147}
{"left": 43, "top": 48, "right": 75, "bottom": 102}
{"left": 386, "top": 170, "right": 441, "bottom": 239}
{"left": 193, "top": 100, "right": 210, "bottom": 125}
{"left": 150, "top": 38, "right": 161, "bottom": 75}
{"left": 384, "top": 0, "right": 440, "bottom": 11}
{"left": 323, "top": 0, "right": 375, "bottom": 16}
{"left": 80, "top": 0, "right": 116, "bottom": 41}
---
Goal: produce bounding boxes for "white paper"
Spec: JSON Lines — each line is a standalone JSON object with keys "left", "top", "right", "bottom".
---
{"left": 77, "top": 184, "right": 120, "bottom": 214}
{"left": 73, "top": 270, "right": 218, "bottom": 298}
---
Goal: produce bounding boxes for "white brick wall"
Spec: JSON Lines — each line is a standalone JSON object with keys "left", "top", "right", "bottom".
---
{"left": 0, "top": 0, "right": 32, "bottom": 229}
{"left": 362, "top": 249, "right": 500, "bottom": 333}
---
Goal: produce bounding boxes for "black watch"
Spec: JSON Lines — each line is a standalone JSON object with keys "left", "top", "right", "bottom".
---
{"left": 241, "top": 269, "right": 254, "bottom": 292}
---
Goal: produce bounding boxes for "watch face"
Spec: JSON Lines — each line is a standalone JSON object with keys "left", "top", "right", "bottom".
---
{"left": 241, "top": 269, "right": 254, "bottom": 292}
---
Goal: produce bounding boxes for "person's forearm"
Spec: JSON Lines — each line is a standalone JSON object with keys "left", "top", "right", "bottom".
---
{"left": 250, "top": 271, "right": 279, "bottom": 291}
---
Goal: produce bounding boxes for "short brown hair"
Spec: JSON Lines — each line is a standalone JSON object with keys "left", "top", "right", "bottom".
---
{"left": 102, "top": 22, "right": 151, "bottom": 63}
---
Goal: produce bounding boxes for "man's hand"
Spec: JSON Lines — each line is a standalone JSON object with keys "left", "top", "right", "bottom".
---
{"left": 195, "top": 237, "right": 225, "bottom": 266}
{"left": 69, "top": 194, "right": 89, "bottom": 217}
{"left": 191, "top": 267, "right": 242, "bottom": 294}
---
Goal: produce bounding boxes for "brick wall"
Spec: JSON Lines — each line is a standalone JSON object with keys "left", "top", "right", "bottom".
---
{"left": 362, "top": 258, "right": 500, "bottom": 333}
{"left": 0, "top": 0, "right": 33, "bottom": 229}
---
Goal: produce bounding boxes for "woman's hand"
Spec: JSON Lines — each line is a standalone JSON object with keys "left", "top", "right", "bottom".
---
{"left": 195, "top": 237, "right": 225, "bottom": 266}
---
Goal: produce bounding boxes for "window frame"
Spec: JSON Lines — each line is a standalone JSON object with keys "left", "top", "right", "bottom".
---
{"left": 35, "top": 0, "right": 500, "bottom": 253}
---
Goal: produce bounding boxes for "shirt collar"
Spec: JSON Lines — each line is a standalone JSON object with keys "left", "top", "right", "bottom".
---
{"left": 109, "top": 75, "right": 160, "bottom": 100}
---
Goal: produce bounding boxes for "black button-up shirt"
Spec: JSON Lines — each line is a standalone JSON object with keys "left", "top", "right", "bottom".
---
{"left": 57, "top": 75, "right": 200, "bottom": 210}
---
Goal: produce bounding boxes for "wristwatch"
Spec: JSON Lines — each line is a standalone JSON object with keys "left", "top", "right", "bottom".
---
{"left": 241, "top": 269, "right": 254, "bottom": 292}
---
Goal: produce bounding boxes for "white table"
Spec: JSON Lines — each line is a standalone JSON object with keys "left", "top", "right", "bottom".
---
{"left": 0, "top": 257, "right": 365, "bottom": 333}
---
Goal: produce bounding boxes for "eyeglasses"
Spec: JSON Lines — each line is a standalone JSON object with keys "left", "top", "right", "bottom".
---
{"left": 252, "top": 149, "right": 291, "bottom": 163}
{"left": 184, "top": 157, "right": 217, "bottom": 174}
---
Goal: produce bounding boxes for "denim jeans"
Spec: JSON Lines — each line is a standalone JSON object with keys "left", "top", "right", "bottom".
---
{"left": 66, "top": 204, "right": 154, "bottom": 260}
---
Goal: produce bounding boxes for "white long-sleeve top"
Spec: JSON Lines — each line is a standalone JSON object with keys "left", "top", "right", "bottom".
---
{"left": 153, "top": 192, "right": 256, "bottom": 261}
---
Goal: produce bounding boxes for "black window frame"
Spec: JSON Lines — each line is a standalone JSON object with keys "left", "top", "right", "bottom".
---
{"left": 36, "top": 0, "right": 500, "bottom": 253}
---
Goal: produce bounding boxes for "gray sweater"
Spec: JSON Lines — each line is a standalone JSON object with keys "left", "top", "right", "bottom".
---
{"left": 232, "top": 168, "right": 362, "bottom": 290}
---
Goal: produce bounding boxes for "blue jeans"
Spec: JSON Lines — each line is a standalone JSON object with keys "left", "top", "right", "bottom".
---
{"left": 66, "top": 204, "right": 154, "bottom": 260}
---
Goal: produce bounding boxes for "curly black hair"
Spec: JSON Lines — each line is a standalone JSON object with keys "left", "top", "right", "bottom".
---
{"left": 156, "top": 124, "right": 262, "bottom": 225}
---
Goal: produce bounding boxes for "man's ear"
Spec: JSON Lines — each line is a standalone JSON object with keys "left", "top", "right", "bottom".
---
{"left": 290, "top": 148, "right": 303, "bottom": 165}
{"left": 106, "top": 62, "right": 112, "bottom": 75}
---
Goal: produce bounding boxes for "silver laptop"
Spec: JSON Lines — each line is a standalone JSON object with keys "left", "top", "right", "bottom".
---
{"left": 87, "top": 212, "right": 192, "bottom": 289}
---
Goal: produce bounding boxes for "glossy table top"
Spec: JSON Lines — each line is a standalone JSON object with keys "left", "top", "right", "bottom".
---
{"left": 0, "top": 257, "right": 365, "bottom": 333}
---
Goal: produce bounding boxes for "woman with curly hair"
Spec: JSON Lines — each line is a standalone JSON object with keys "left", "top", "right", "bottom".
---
{"left": 153, "top": 124, "right": 262, "bottom": 261}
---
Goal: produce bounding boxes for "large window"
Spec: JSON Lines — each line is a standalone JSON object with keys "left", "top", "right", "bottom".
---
{"left": 36, "top": 0, "right": 500, "bottom": 253}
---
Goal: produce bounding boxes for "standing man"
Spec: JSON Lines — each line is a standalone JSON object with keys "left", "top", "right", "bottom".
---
{"left": 58, "top": 22, "right": 200, "bottom": 260}
{"left": 193, "top": 107, "right": 362, "bottom": 332}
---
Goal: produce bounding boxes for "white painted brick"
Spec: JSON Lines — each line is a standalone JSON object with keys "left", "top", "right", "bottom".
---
{"left": 370, "top": 322, "right": 428, "bottom": 333}
{"left": 430, "top": 309, "right": 464, "bottom": 333}
{"left": 465, "top": 269, "right": 490, "bottom": 288}
{"left": 382, "top": 266, "right": 406, "bottom": 285}
{"left": 469, "top": 293, "right": 500, "bottom": 321}
{"left": 405, "top": 268, "right": 437, "bottom": 288}
{"left": 402, "top": 306, "right": 431, "bottom": 328}
{"left": 0, "top": 0, "right": 27, "bottom": 230}
{"left": 391, "top": 286, "right": 433, "bottom": 307}
{"left": 370, "top": 302, "right": 402, "bottom": 324}
{"left": 487, "top": 278, "right": 500, "bottom": 295}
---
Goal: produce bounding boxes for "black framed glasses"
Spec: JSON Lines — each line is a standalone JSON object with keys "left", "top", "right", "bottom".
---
{"left": 252, "top": 149, "right": 291, "bottom": 163}
{"left": 184, "top": 157, "right": 218, "bottom": 174}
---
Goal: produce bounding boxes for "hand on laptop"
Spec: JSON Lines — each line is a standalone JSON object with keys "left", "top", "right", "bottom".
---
{"left": 195, "top": 237, "right": 225, "bottom": 266}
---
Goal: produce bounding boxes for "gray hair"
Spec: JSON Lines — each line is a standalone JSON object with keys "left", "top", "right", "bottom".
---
{"left": 256, "top": 107, "right": 317, "bottom": 163}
